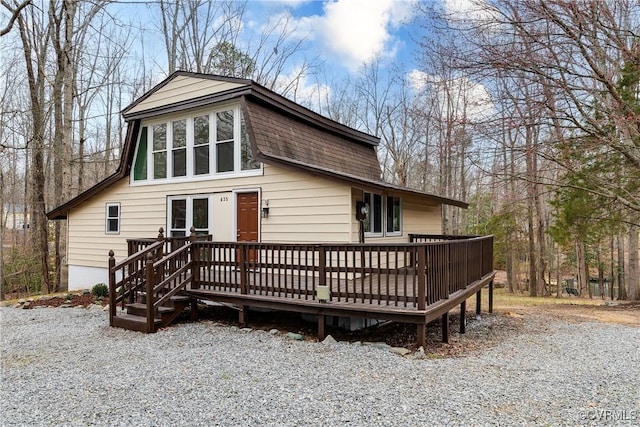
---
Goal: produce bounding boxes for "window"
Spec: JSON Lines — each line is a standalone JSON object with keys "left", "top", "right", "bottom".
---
{"left": 105, "top": 203, "right": 120, "bottom": 234}
{"left": 386, "top": 196, "right": 401, "bottom": 235}
{"left": 132, "top": 105, "right": 261, "bottom": 184}
{"left": 193, "top": 115, "right": 210, "bottom": 175}
{"left": 363, "top": 192, "right": 383, "bottom": 235}
{"left": 241, "top": 113, "right": 259, "bottom": 170}
{"left": 172, "top": 120, "right": 187, "bottom": 177}
{"left": 133, "top": 127, "right": 148, "bottom": 181}
{"left": 363, "top": 192, "right": 402, "bottom": 237}
{"left": 168, "top": 196, "right": 212, "bottom": 237}
{"left": 216, "top": 110, "right": 234, "bottom": 173}
{"left": 170, "top": 199, "right": 187, "bottom": 237}
{"left": 152, "top": 123, "right": 167, "bottom": 179}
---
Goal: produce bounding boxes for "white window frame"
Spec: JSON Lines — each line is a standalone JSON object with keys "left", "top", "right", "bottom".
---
{"left": 363, "top": 192, "right": 402, "bottom": 237}
{"left": 151, "top": 123, "right": 168, "bottom": 180}
{"left": 131, "top": 103, "right": 262, "bottom": 186}
{"left": 363, "top": 192, "right": 384, "bottom": 237}
{"left": 105, "top": 202, "right": 121, "bottom": 234}
{"left": 385, "top": 196, "right": 402, "bottom": 237}
{"left": 166, "top": 195, "right": 214, "bottom": 237}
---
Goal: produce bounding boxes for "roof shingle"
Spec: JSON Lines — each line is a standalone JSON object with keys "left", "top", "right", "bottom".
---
{"left": 244, "top": 100, "right": 382, "bottom": 182}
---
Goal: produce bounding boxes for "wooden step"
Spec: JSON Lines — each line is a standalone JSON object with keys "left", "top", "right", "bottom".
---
{"left": 126, "top": 303, "right": 174, "bottom": 317}
{"left": 111, "top": 313, "right": 161, "bottom": 333}
{"left": 137, "top": 293, "right": 191, "bottom": 305}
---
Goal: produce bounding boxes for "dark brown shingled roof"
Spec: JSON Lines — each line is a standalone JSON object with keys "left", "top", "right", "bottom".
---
{"left": 243, "top": 99, "right": 382, "bottom": 182}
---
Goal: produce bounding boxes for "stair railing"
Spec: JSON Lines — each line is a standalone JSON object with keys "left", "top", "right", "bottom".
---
{"left": 108, "top": 240, "right": 164, "bottom": 327}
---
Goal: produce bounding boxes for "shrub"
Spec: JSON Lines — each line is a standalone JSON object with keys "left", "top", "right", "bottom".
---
{"left": 91, "top": 283, "right": 109, "bottom": 298}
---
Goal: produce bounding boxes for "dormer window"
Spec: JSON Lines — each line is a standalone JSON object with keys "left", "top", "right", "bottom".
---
{"left": 132, "top": 105, "right": 260, "bottom": 184}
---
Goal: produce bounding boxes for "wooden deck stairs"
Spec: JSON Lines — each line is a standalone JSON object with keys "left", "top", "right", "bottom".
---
{"left": 108, "top": 236, "right": 199, "bottom": 333}
{"left": 111, "top": 294, "right": 196, "bottom": 333}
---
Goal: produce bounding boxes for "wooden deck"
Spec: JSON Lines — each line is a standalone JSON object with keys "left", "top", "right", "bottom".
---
{"left": 108, "top": 234, "right": 495, "bottom": 346}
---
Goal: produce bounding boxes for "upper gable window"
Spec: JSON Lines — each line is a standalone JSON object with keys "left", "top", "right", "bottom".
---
{"left": 152, "top": 123, "right": 167, "bottom": 179}
{"left": 132, "top": 105, "right": 260, "bottom": 184}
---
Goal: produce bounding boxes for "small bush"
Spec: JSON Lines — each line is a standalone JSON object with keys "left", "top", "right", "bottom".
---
{"left": 91, "top": 283, "right": 109, "bottom": 298}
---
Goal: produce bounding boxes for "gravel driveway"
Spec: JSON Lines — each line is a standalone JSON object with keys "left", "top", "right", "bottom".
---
{"left": 1, "top": 306, "right": 638, "bottom": 426}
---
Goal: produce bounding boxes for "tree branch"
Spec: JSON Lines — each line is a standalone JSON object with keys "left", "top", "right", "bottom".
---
{"left": 0, "top": 0, "right": 31, "bottom": 37}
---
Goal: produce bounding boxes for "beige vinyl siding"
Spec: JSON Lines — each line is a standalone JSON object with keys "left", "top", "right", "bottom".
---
{"left": 127, "top": 76, "right": 245, "bottom": 115}
{"left": 67, "top": 164, "right": 352, "bottom": 269}
{"left": 349, "top": 188, "right": 442, "bottom": 243}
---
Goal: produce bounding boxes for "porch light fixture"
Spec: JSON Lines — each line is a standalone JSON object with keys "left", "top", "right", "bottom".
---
{"left": 261, "top": 199, "right": 270, "bottom": 218}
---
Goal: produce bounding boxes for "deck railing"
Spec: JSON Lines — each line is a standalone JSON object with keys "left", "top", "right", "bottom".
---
{"left": 191, "top": 235, "right": 494, "bottom": 308}
{"left": 109, "top": 234, "right": 494, "bottom": 334}
{"left": 127, "top": 228, "right": 212, "bottom": 257}
{"left": 108, "top": 240, "right": 164, "bottom": 325}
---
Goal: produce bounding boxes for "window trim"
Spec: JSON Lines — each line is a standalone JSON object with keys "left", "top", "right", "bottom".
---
{"left": 105, "top": 202, "right": 121, "bottom": 234}
{"left": 363, "top": 192, "right": 383, "bottom": 237}
{"left": 385, "top": 196, "right": 402, "bottom": 237}
{"left": 362, "top": 192, "right": 402, "bottom": 238}
{"left": 166, "top": 195, "right": 214, "bottom": 238}
{"left": 131, "top": 104, "right": 262, "bottom": 186}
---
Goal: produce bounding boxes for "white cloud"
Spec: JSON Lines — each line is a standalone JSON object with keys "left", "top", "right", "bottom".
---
{"left": 407, "top": 69, "right": 494, "bottom": 122}
{"left": 294, "top": 0, "right": 416, "bottom": 72}
{"left": 273, "top": 67, "right": 331, "bottom": 109}
{"left": 442, "top": 0, "right": 494, "bottom": 23}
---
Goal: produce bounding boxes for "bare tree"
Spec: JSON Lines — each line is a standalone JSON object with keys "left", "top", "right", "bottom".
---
{"left": 15, "top": 0, "right": 50, "bottom": 293}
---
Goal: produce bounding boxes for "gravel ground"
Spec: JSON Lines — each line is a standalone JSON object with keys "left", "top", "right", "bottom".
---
{"left": 1, "top": 306, "right": 639, "bottom": 426}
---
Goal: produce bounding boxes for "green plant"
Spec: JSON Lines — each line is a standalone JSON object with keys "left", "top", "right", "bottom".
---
{"left": 91, "top": 283, "right": 109, "bottom": 298}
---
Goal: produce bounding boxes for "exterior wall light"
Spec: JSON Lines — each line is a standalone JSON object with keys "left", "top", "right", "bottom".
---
{"left": 261, "top": 199, "right": 269, "bottom": 218}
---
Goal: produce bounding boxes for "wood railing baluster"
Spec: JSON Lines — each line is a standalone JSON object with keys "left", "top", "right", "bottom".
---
{"left": 145, "top": 252, "right": 154, "bottom": 333}
{"left": 319, "top": 245, "right": 326, "bottom": 301}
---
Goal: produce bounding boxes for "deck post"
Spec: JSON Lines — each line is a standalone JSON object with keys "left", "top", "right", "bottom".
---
{"left": 318, "top": 245, "right": 327, "bottom": 298}
{"left": 441, "top": 312, "right": 449, "bottom": 343}
{"left": 476, "top": 290, "right": 481, "bottom": 315}
{"left": 460, "top": 300, "right": 466, "bottom": 333}
{"left": 317, "top": 314, "right": 326, "bottom": 341}
{"left": 190, "top": 298, "right": 198, "bottom": 322}
{"left": 417, "top": 245, "right": 427, "bottom": 347}
{"left": 488, "top": 280, "right": 494, "bottom": 313}
{"left": 417, "top": 323, "right": 426, "bottom": 348}
{"left": 108, "top": 251, "right": 116, "bottom": 326}
{"left": 190, "top": 228, "right": 200, "bottom": 290}
{"left": 145, "top": 252, "right": 155, "bottom": 333}
{"left": 239, "top": 244, "right": 248, "bottom": 326}
{"left": 417, "top": 246, "right": 426, "bottom": 310}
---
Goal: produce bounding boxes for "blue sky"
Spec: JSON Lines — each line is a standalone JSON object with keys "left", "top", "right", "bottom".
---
{"left": 251, "top": 0, "right": 422, "bottom": 73}
{"left": 106, "top": 0, "right": 485, "bottom": 109}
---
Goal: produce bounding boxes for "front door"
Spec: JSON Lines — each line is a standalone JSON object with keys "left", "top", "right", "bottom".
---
{"left": 236, "top": 192, "right": 259, "bottom": 242}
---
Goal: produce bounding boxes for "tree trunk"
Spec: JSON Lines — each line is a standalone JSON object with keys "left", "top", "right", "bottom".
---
{"left": 610, "top": 236, "right": 616, "bottom": 300}
{"left": 618, "top": 235, "right": 627, "bottom": 300}
{"left": 17, "top": 11, "right": 50, "bottom": 294}
{"left": 527, "top": 205, "right": 537, "bottom": 297}
{"left": 576, "top": 238, "right": 587, "bottom": 297}
{"left": 628, "top": 223, "right": 639, "bottom": 300}
{"left": 556, "top": 244, "right": 561, "bottom": 298}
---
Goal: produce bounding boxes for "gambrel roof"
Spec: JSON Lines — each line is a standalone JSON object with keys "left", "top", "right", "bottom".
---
{"left": 48, "top": 72, "right": 467, "bottom": 220}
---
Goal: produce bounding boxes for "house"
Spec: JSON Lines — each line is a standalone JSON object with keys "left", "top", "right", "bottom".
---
{"left": 47, "top": 71, "right": 468, "bottom": 292}
{"left": 2, "top": 204, "right": 30, "bottom": 231}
